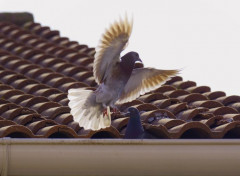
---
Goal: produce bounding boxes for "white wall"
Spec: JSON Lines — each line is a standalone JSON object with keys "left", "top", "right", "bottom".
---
{"left": 1, "top": 0, "right": 240, "bottom": 95}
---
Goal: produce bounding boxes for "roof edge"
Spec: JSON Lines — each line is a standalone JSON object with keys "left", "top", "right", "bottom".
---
{"left": 1, "top": 138, "right": 240, "bottom": 176}
{"left": 0, "top": 12, "right": 34, "bottom": 26}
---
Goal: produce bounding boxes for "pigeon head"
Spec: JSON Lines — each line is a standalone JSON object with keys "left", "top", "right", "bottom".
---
{"left": 120, "top": 51, "right": 142, "bottom": 73}
{"left": 128, "top": 107, "right": 140, "bottom": 117}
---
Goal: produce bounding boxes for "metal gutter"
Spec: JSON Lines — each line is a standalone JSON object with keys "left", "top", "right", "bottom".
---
{"left": 1, "top": 138, "right": 240, "bottom": 176}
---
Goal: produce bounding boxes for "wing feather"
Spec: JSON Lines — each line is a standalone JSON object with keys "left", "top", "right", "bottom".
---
{"left": 116, "top": 68, "right": 179, "bottom": 104}
{"left": 94, "top": 16, "right": 133, "bottom": 84}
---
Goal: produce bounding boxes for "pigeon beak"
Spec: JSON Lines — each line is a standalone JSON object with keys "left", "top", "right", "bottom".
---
{"left": 137, "top": 58, "right": 142, "bottom": 63}
{"left": 123, "top": 112, "right": 130, "bottom": 117}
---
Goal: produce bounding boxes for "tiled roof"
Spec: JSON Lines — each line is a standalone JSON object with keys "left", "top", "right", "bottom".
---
{"left": 0, "top": 15, "right": 240, "bottom": 139}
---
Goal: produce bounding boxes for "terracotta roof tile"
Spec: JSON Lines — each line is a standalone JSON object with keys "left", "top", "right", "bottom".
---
{"left": 0, "top": 18, "right": 240, "bottom": 139}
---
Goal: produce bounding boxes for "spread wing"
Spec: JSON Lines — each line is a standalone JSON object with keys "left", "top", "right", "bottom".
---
{"left": 116, "top": 68, "right": 179, "bottom": 104}
{"left": 93, "top": 16, "right": 133, "bottom": 84}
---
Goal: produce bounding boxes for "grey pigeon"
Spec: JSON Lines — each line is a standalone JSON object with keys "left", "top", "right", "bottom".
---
{"left": 68, "top": 16, "right": 179, "bottom": 130}
{"left": 124, "top": 107, "right": 156, "bottom": 139}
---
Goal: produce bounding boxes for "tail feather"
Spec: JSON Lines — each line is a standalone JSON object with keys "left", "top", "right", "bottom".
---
{"left": 68, "top": 88, "right": 111, "bottom": 130}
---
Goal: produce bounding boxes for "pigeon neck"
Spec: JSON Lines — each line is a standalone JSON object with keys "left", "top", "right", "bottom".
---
{"left": 120, "top": 59, "right": 135, "bottom": 75}
{"left": 125, "top": 115, "right": 144, "bottom": 138}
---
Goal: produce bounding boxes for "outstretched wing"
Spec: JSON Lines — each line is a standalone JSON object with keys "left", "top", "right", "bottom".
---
{"left": 116, "top": 68, "right": 179, "bottom": 104}
{"left": 94, "top": 16, "right": 133, "bottom": 84}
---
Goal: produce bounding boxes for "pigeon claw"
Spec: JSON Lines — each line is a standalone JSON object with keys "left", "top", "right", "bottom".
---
{"left": 103, "top": 108, "right": 108, "bottom": 117}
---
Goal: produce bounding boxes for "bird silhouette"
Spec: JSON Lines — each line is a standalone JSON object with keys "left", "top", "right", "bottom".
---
{"left": 124, "top": 107, "right": 156, "bottom": 139}
{"left": 68, "top": 16, "right": 179, "bottom": 130}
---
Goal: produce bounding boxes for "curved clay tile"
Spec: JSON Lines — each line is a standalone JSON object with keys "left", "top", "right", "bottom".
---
{"left": 30, "top": 102, "right": 60, "bottom": 113}
{"left": 222, "top": 114, "right": 240, "bottom": 121}
{"left": 141, "top": 109, "right": 176, "bottom": 122}
{"left": 66, "top": 53, "right": 89, "bottom": 62}
{"left": 19, "top": 96, "right": 49, "bottom": 107}
{"left": 72, "top": 70, "right": 93, "bottom": 81}
{"left": 48, "top": 93, "right": 67, "bottom": 102}
{"left": 29, "top": 53, "right": 52, "bottom": 63}
{"left": 132, "top": 103, "right": 158, "bottom": 112}
{"left": 16, "top": 64, "right": 39, "bottom": 74}
{"left": 65, "top": 41, "right": 79, "bottom": 48}
{"left": 111, "top": 117, "right": 129, "bottom": 131}
{"left": 212, "top": 121, "right": 240, "bottom": 138}
{"left": 163, "top": 89, "right": 189, "bottom": 98}
{"left": 61, "top": 65, "right": 89, "bottom": 77}
{"left": 228, "top": 102, "right": 240, "bottom": 113}
{"left": 8, "top": 94, "right": 33, "bottom": 104}
{"left": 40, "top": 58, "right": 62, "bottom": 67}
{"left": 51, "top": 63, "right": 73, "bottom": 72}
{"left": 1, "top": 107, "right": 35, "bottom": 120}
{"left": 165, "top": 76, "right": 183, "bottom": 85}
{"left": 118, "top": 99, "right": 144, "bottom": 112}
{"left": 33, "top": 88, "right": 61, "bottom": 97}
{"left": 154, "top": 118, "right": 185, "bottom": 129}
{"left": 142, "top": 124, "right": 171, "bottom": 138}
{"left": 22, "top": 84, "right": 49, "bottom": 94}
{"left": 74, "top": 57, "right": 94, "bottom": 66}
{"left": 0, "top": 103, "right": 19, "bottom": 114}
{"left": 215, "top": 95, "right": 240, "bottom": 106}
{"left": 26, "top": 119, "right": 57, "bottom": 134}
{"left": 58, "top": 82, "right": 89, "bottom": 92}
{"left": 203, "top": 91, "right": 226, "bottom": 100}
{"left": 152, "top": 99, "right": 172, "bottom": 109}
{"left": 25, "top": 67, "right": 53, "bottom": 78}
{"left": 176, "top": 108, "right": 200, "bottom": 121}
{"left": 36, "top": 125, "right": 78, "bottom": 138}
{"left": 67, "top": 121, "right": 81, "bottom": 133}
{"left": 46, "top": 77, "right": 76, "bottom": 88}
{"left": 41, "top": 106, "right": 70, "bottom": 119}
{"left": 1, "top": 74, "right": 26, "bottom": 84}
{"left": 58, "top": 98, "right": 69, "bottom": 106}
{"left": 138, "top": 93, "right": 168, "bottom": 103}
{"left": 36, "top": 72, "right": 62, "bottom": 83}
{"left": 208, "top": 106, "right": 238, "bottom": 115}
{"left": 171, "top": 80, "right": 196, "bottom": 89}
{"left": 25, "top": 22, "right": 41, "bottom": 29}
{"left": 0, "top": 125, "right": 35, "bottom": 138}
{"left": 190, "top": 100, "right": 223, "bottom": 109}
{"left": 42, "top": 30, "right": 59, "bottom": 39}
{"left": 200, "top": 115, "right": 223, "bottom": 127}
{"left": 165, "top": 102, "right": 188, "bottom": 115}
{"left": 79, "top": 126, "right": 121, "bottom": 138}
{"left": 54, "top": 113, "right": 73, "bottom": 125}
{"left": 0, "top": 119, "right": 16, "bottom": 127}
{"left": 55, "top": 49, "right": 75, "bottom": 58}
{"left": 13, "top": 113, "right": 43, "bottom": 125}
{"left": 0, "top": 89, "right": 24, "bottom": 99}
{"left": 83, "top": 77, "right": 97, "bottom": 87}
{"left": 10, "top": 79, "right": 38, "bottom": 89}
{"left": 169, "top": 121, "right": 212, "bottom": 139}
{"left": 178, "top": 93, "right": 208, "bottom": 103}
{"left": 154, "top": 85, "right": 176, "bottom": 93}
{"left": 5, "top": 59, "right": 30, "bottom": 70}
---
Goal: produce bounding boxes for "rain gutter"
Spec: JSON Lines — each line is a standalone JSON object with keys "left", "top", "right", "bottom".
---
{"left": 0, "top": 138, "right": 240, "bottom": 176}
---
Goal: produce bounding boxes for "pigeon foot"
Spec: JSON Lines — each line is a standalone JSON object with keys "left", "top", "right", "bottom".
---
{"left": 103, "top": 108, "right": 108, "bottom": 117}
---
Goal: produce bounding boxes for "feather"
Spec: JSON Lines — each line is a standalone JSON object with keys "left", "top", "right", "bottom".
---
{"left": 116, "top": 68, "right": 180, "bottom": 104}
{"left": 68, "top": 88, "right": 111, "bottom": 130}
{"left": 93, "top": 16, "right": 133, "bottom": 84}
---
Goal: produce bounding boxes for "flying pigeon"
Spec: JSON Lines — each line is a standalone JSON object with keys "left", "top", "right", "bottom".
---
{"left": 124, "top": 107, "right": 156, "bottom": 139}
{"left": 68, "top": 16, "right": 179, "bottom": 131}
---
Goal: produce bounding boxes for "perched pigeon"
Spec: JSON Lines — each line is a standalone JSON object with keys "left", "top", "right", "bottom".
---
{"left": 68, "top": 16, "right": 179, "bottom": 131}
{"left": 124, "top": 107, "right": 155, "bottom": 139}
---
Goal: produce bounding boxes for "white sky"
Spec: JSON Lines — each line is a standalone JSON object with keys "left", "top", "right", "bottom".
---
{"left": 1, "top": 0, "right": 240, "bottom": 95}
